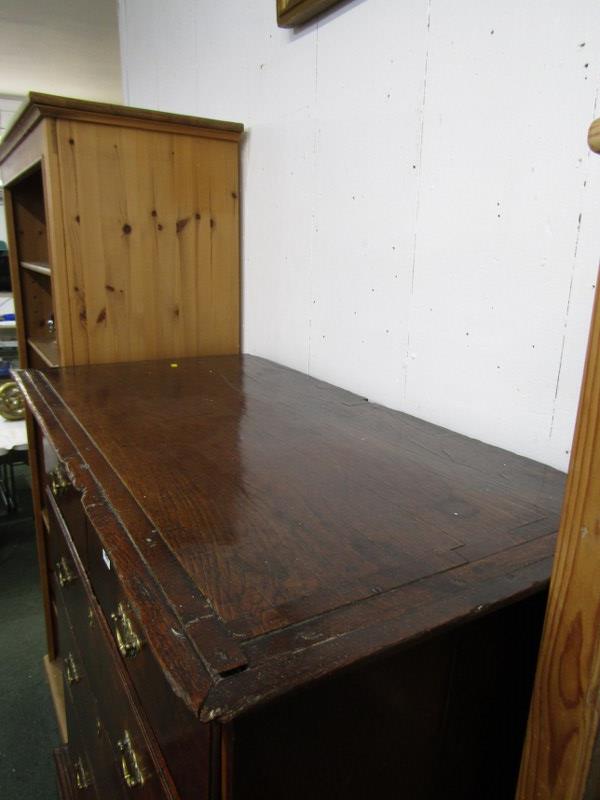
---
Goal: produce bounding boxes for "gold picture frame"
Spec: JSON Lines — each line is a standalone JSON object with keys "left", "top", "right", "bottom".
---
{"left": 277, "top": 0, "right": 345, "bottom": 28}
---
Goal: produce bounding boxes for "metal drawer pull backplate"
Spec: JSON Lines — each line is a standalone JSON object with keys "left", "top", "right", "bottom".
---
{"left": 56, "top": 556, "right": 76, "bottom": 588}
{"left": 73, "top": 756, "right": 92, "bottom": 790}
{"left": 117, "top": 730, "right": 144, "bottom": 788}
{"left": 64, "top": 652, "right": 81, "bottom": 685}
{"left": 110, "top": 602, "right": 143, "bottom": 659}
{"left": 50, "top": 464, "right": 70, "bottom": 497}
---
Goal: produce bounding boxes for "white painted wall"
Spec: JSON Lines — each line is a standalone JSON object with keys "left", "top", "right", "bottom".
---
{"left": 0, "top": 0, "right": 121, "bottom": 101}
{"left": 0, "top": 96, "right": 23, "bottom": 244}
{"left": 119, "top": 0, "right": 600, "bottom": 471}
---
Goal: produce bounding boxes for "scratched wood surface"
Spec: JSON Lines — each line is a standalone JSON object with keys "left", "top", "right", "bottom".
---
{"left": 516, "top": 274, "right": 600, "bottom": 799}
{"left": 35, "top": 355, "right": 563, "bottom": 639}
{"left": 15, "top": 353, "right": 564, "bottom": 721}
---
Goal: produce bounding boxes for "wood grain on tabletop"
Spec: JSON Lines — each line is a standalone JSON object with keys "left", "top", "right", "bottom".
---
{"left": 38, "top": 355, "right": 565, "bottom": 644}
{"left": 516, "top": 277, "right": 600, "bottom": 800}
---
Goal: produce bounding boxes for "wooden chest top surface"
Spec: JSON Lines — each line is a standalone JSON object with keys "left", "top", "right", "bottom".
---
{"left": 18, "top": 355, "right": 565, "bottom": 718}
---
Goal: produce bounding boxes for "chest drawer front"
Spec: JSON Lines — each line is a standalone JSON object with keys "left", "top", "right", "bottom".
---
{"left": 61, "top": 611, "right": 128, "bottom": 800}
{"left": 51, "top": 548, "right": 75, "bottom": 662}
{"left": 86, "top": 521, "right": 211, "bottom": 800}
{"left": 51, "top": 504, "right": 175, "bottom": 799}
{"left": 48, "top": 498, "right": 88, "bottom": 636}
{"left": 48, "top": 499, "right": 174, "bottom": 799}
{"left": 41, "top": 433, "right": 87, "bottom": 566}
{"left": 80, "top": 603, "right": 171, "bottom": 799}
{"left": 67, "top": 750, "right": 98, "bottom": 797}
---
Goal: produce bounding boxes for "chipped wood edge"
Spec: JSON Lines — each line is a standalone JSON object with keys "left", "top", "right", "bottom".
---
{"left": 202, "top": 534, "right": 556, "bottom": 722}
{"left": 14, "top": 368, "right": 215, "bottom": 716}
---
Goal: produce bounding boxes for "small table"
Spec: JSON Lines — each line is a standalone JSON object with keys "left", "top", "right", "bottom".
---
{"left": 0, "top": 417, "right": 28, "bottom": 511}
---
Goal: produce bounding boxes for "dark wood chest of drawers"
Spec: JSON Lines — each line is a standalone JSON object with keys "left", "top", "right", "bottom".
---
{"left": 16, "top": 355, "right": 565, "bottom": 799}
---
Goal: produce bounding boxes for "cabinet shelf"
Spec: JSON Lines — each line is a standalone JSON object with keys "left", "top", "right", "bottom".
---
{"left": 27, "top": 337, "right": 58, "bottom": 367}
{"left": 20, "top": 260, "right": 51, "bottom": 277}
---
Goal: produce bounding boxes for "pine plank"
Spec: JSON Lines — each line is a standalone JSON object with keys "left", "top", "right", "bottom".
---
{"left": 55, "top": 119, "right": 240, "bottom": 365}
{"left": 42, "top": 120, "right": 74, "bottom": 366}
{"left": 516, "top": 276, "right": 600, "bottom": 799}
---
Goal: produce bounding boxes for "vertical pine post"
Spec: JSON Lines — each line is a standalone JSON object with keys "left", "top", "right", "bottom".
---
{"left": 516, "top": 120, "right": 600, "bottom": 800}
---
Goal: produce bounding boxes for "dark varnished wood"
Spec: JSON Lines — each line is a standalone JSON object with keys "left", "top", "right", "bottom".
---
{"left": 84, "top": 517, "right": 212, "bottom": 800}
{"left": 41, "top": 430, "right": 87, "bottom": 564}
{"left": 18, "top": 369, "right": 216, "bottom": 713}
{"left": 15, "top": 354, "right": 565, "bottom": 724}
{"left": 227, "top": 592, "right": 546, "bottom": 800}
{"left": 54, "top": 744, "right": 79, "bottom": 800}
{"left": 47, "top": 496, "right": 181, "bottom": 800}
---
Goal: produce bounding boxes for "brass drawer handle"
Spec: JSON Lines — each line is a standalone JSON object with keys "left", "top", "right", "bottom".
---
{"left": 117, "top": 730, "right": 144, "bottom": 788}
{"left": 56, "top": 556, "right": 76, "bottom": 588}
{"left": 110, "top": 603, "right": 143, "bottom": 659}
{"left": 73, "top": 756, "right": 92, "bottom": 790}
{"left": 64, "top": 652, "right": 81, "bottom": 685}
{"left": 50, "top": 464, "right": 70, "bottom": 497}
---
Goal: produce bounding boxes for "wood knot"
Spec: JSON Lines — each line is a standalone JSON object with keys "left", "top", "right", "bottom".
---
{"left": 174, "top": 306, "right": 180, "bottom": 318}
{"left": 195, "top": 213, "right": 201, "bottom": 220}
{"left": 96, "top": 308, "right": 107, "bottom": 324}
{"left": 176, "top": 217, "right": 189, "bottom": 234}
{"left": 79, "top": 307, "right": 87, "bottom": 323}
{"left": 68, "top": 138, "right": 75, "bottom": 145}
{"left": 210, "top": 218, "right": 216, "bottom": 229}
{"left": 157, "top": 223, "right": 163, "bottom": 231}
{"left": 231, "top": 191, "right": 238, "bottom": 199}
{"left": 151, "top": 209, "right": 157, "bottom": 217}
{"left": 75, "top": 215, "right": 80, "bottom": 223}
{"left": 122, "top": 223, "right": 132, "bottom": 235}
{"left": 105, "top": 284, "right": 115, "bottom": 292}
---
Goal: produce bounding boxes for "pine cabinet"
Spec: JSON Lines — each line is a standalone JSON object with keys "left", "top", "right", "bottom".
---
{"left": 0, "top": 92, "right": 243, "bottom": 368}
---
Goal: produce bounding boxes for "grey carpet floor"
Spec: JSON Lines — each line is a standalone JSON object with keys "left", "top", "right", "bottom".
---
{"left": 0, "top": 466, "right": 59, "bottom": 799}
